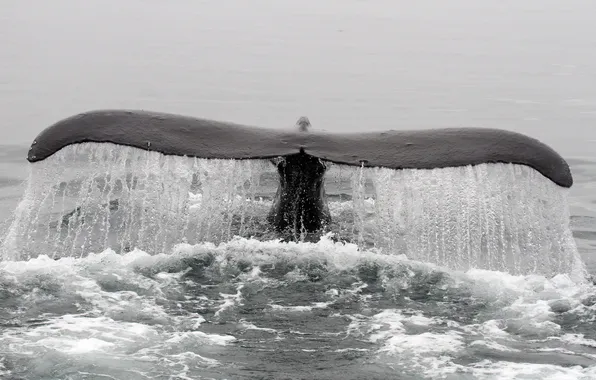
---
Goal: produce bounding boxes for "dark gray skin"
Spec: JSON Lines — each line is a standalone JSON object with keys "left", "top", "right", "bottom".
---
{"left": 267, "top": 117, "right": 331, "bottom": 236}
{"left": 27, "top": 109, "right": 573, "bottom": 188}
{"left": 267, "top": 151, "right": 331, "bottom": 235}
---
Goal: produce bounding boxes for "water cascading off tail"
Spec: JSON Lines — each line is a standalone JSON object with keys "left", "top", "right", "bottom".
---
{"left": 0, "top": 141, "right": 583, "bottom": 278}
{"left": 1, "top": 143, "right": 273, "bottom": 260}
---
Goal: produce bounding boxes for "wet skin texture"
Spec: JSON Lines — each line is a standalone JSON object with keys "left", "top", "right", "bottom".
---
{"left": 267, "top": 150, "right": 332, "bottom": 235}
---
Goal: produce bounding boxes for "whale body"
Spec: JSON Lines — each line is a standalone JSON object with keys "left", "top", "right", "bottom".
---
{"left": 27, "top": 109, "right": 573, "bottom": 234}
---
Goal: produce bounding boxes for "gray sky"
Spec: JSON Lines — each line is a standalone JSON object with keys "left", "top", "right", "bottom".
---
{"left": 1, "top": 0, "right": 595, "bottom": 157}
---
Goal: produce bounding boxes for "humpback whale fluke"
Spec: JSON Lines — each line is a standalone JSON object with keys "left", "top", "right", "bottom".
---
{"left": 26, "top": 109, "right": 574, "bottom": 235}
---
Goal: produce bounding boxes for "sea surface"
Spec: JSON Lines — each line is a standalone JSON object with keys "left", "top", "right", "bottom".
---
{"left": 1, "top": 1, "right": 596, "bottom": 379}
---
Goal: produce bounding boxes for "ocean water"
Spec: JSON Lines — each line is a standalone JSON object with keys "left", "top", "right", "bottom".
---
{"left": 2, "top": 1, "right": 596, "bottom": 379}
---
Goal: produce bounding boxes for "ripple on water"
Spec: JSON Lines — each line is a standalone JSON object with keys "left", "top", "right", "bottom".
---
{"left": 0, "top": 237, "right": 595, "bottom": 379}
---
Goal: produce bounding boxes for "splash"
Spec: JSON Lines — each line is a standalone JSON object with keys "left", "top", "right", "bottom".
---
{"left": 1, "top": 238, "right": 594, "bottom": 379}
{"left": 0, "top": 142, "right": 584, "bottom": 277}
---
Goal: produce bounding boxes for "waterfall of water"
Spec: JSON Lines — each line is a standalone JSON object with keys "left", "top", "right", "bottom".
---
{"left": 0, "top": 142, "right": 584, "bottom": 277}
{"left": 1, "top": 143, "right": 274, "bottom": 260}
{"left": 358, "top": 164, "right": 583, "bottom": 277}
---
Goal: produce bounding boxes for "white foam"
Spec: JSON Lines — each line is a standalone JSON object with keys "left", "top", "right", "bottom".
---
{"left": 54, "top": 337, "right": 116, "bottom": 354}
{"left": 0, "top": 359, "right": 11, "bottom": 378}
{"left": 1, "top": 235, "right": 594, "bottom": 379}
{"left": 553, "top": 334, "right": 596, "bottom": 348}
{"left": 474, "top": 320, "right": 511, "bottom": 338}
{"left": 1, "top": 315, "right": 159, "bottom": 356}
{"left": 214, "top": 284, "right": 244, "bottom": 318}
{"left": 169, "top": 352, "right": 220, "bottom": 366}
{"left": 165, "top": 331, "right": 236, "bottom": 346}
{"left": 365, "top": 310, "right": 463, "bottom": 357}
{"left": 239, "top": 320, "right": 278, "bottom": 334}
{"left": 380, "top": 331, "right": 464, "bottom": 355}
{"left": 468, "top": 360, "right": 596, "bottom": 380}
{"left": 469, "top": 339, "right": 520, "bottom": 352}
{"left": 269, "top": 302, "right": 331, "bottom": 312}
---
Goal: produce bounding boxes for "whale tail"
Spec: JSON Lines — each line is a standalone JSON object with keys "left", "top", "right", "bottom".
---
{"left": 24, "top": 109, "right": 573, "bottom": 235}
{"left": 2, "top": 109, "right": 583, "bottom": 276}
{"left": 23, "top": 110, "right": 574, "bottom": 236}
{"left": 27, "top": 110, "right": 573, "bottom": 189}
